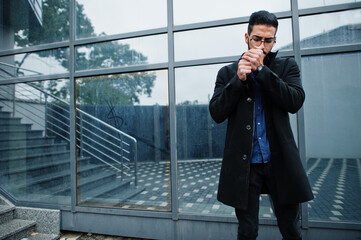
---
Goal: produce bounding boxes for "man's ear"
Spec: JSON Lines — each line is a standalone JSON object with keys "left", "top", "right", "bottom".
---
{"left": 245, "top": 33, "right": 249, "bottom": 45}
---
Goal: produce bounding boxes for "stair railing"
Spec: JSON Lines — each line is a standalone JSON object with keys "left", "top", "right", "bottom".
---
{"left": 0, "top": 82, "right": 138, "bottom": 186}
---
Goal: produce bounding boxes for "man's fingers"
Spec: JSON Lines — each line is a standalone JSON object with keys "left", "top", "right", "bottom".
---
{"left": 238, "top": 59, "right": 252, "bottom": 81}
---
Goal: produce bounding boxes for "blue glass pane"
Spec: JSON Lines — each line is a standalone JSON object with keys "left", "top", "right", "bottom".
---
{"left": 302, "top": 52, "right": 361, "bottom": 222}
{"left": 0, "top": 80, "right": 71, "bottom": 205}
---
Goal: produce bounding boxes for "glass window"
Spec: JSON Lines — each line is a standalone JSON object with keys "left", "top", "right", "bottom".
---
{"left": 75, "top": 35, "right": 167, "bottom": 71}
{"left": 299, "top": 0, "right": 361, "bottom": 9}
{"left": 0, "top": 48, "right": 69, "bottom": 80}
{"left": 176, "top": 64, "right": 231, "bottom": 215}
{"left": 302, "top": 52, "right": 361, "bottom": 223}
{"left": 0, "top": 0, "right": 69, "bottom": 50}
{"left": 175, "top": 64, "right": 276, "bottom": 219}
{"left": 0, "top": 79, "right": 71, "bottom": 205}
{"left": 76, "top": 0, "right": 167, "bottom": 39}
{"left": 174, "top": 19, "right": 292, "bottom": 62}
{"left": 76, "top": 70, "right": 171, "bottom": 211}
{"left": 173, "top": 0, "right": 290, "bottom": 26}
{"left": 299, "top": 9, "right": 361, "bottom": 49}
{"left": 174, "top": 25, "right": 246, "bottom": 62}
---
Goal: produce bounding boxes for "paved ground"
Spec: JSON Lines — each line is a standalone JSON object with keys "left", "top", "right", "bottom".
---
{"left": 94, "top": 157, "right": 361, "bottom": 222}
{"left": 59, "top": 231, "right": 149, "bottom": 240}
{"left": 59, "top": 158, "right": 361, "bottom": 239}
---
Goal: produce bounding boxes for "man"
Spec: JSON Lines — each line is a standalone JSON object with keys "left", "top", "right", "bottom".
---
{"left": 209, "top": 10, "right": 314, "bottom": 240}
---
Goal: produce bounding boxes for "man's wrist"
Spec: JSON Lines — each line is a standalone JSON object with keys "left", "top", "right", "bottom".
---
{"left": 255, "top": 65, "right": 264, "bottom": 75}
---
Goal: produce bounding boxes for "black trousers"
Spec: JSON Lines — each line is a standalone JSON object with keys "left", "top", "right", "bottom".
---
{"left": 235, "top": 163, "right": 302, "bottom": 240}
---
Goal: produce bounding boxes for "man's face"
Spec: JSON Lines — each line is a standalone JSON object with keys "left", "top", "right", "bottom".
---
{"left": 245, "top": 24, "right": 277, "bottom": 55}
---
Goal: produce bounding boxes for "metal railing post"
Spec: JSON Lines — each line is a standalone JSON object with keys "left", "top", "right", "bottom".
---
{"left": 120, "top": 135, "right": 124, "bottom": 181}
{"left": 134, "top": 140, "right": 138, "bottom": 187}
{"left": 44, "top": 92, "right": 48, "bottom": 136}
{"left": 79, "top": 113, "right": 84, "bottom": 158}
{"left": 12, "top": 85, "right": 15, "bottom": 117}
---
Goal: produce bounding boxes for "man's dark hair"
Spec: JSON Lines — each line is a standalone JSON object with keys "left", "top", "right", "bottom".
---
{"left": 248, "top": 10, "right": 278, "bottom": 35}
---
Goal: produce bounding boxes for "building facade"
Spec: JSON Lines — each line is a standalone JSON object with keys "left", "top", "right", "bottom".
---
{"left": 0, "top": 0, "right": 360, "bottom": 239}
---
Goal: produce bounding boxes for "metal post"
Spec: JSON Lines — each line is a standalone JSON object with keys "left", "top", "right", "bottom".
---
{"left": 79, "top": 114, "right": 84, "bottom": 158}
{"left": 69, "top": 0, "right": 77, "bottom": 212}
{"left": 291, "top": 0, "right": 309, "bottom": 229}
{"left": 182, "top": 106, "right": 187, "bottom": 159}
{"left": 134, "top": 140, "right": 138, "bottom": 187}
{"left": 154, "top": 104, "right": 161, "bottom": 162}
{"left": 207, "top": 94, "right": 213, "bottom": 158}
{"left": 120, "top": 135, "right": 124, "bottom": 181}
{"left": 12, "top": 85, "right": 15, "bottom": 117}
{"left": 44, "top": 92, "right": 48, "bottom": 136}
{"left": 167, "top": 0, "right": 179, "bottom": 222}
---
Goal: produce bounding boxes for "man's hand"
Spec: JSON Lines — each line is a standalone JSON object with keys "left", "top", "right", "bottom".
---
{"left": 241, "top": 48, "right": 266, "bottom": 72}
{"left": 237, "top": 59, "right": 252, "bottom": 81}
{"left": 237, "top": 58, "right": 252, "bottom": 81}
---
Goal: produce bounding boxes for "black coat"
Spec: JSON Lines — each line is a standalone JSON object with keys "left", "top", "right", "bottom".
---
{"left": 209, "top": 52, "right": 314, "bottom": 210}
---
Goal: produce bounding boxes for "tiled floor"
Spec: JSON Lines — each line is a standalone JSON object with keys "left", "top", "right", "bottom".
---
{"left": 116, "top": 158, "right": 361, "bottom": 222}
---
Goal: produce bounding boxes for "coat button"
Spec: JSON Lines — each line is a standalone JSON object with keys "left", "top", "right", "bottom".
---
{"left": 246, "top": 97, "right": 252, "bottom": 103}
{"left": 242, "top": 154, "right": 247, "bottom": 160}
{"left": 246, "top": 125, "right": 251, "bottom": 130}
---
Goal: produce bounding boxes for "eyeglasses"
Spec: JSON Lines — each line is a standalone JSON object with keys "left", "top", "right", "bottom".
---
{"left": 249, "top": 38, "right": 276, "bottom": 49}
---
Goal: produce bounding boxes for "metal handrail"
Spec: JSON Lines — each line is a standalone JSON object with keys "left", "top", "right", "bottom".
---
{"left": 0, "top": 81, "right": 138, "bottom": 185}
{"left": 27, "top": 82, "right": 137, "bottom": 142}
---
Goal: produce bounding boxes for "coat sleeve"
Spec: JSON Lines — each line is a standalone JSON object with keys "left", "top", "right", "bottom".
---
{"left": 255, "top": 58, "right": 305, "bottom": 114}
{"left": 209, "top": 64, "right": 249, "bottom": 123}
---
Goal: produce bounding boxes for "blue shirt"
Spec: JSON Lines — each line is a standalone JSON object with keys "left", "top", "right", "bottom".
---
{"left": 250, "top": 72, "right": 271, "bottom": 164}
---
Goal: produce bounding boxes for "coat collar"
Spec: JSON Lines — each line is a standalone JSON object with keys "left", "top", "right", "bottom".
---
{"left": 264, "top": 51, "right": 278, "bottom": 66}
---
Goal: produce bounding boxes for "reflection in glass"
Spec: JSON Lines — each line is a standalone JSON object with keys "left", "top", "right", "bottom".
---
{"left": 75, "top": 35, "right": 168, "bottom": 71}
{"left": 0, "top": 48, "right": 69, "bottom": 80}
{"left": 76, "top": 0, "right": 167, "bottom": 38}
{"left": 76, "top": 70, "right": 171, "bottom": 210}
{"left": 272, "top": 19, "right": 293, "bottom": 52}
{"left": 173, "top": 0, "right": 290, "bottom": 25}
{"left": 0, "top": 79, "right": 71, "bottom": 204}
{"left": 175, "top": 64, "right": 275, "bottom": 218}
{"left": 0, "top": 0, "right": 70, "bottom": 50}
{"left": 302, "top": 52, "right": 361, "bottom": 222}
{"left": 299, "top": 0, "right": 361, "bottom": 9}
{"left": 175, "top": 25, "right": 246, "bottom": 62}
{"left": 299, "top": 10, "right": 361, "bottom": 49}
{"left": 174, "top": 19, "right": 292, "bottom": 62}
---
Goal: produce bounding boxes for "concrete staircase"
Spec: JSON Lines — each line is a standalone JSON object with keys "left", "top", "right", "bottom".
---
{"left": 0, "top": 195, "right": 59, "bottom": 240}
{"left": 0, "top": 106, "right": 143, "bottom": 205}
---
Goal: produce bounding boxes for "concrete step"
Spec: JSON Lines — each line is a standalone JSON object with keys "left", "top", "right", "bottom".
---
{"left": 0, "top": 111, "right": 11, "bottom": 118}
{"left": 1, "top": 158, "right": 70, "bottom": 178}
{"left": 46, "top": 166, "right": 121, "bottom": 197}
{"left": 0, "top": 136, "right": 55, "bottom": 148}
{"left": 100, "top": 185, "right": 145, "bottom": 204}
{"left": 0, "top": 219, "right": 36, "bottom": 240}
{"left": 0, "top": 150, "right": 70, "bottom": 170}
{"left": 0, "top": 205, "right": 15, "bottom": 224}
{"left": 79, "top": 168, "right": 118, "bottom": 192}
{"left": 0, "top": 123, "right": 33, "bottom": 131}
{"left": 81, "top": 177, "right": 132, "bottom": 201}
{"left": 0, "top": 129, "right": 43, "bottom": 139}
{"left": 2, "top": 156, "right": 92, "bottom": 179}
{"left": 0, "top": 200, "right": 61, "bottom": 240}
{"left": 2, "top": 161, "right": 115, "bottom": 199}
{"left": 0, "top": 143, "right": 68, "bottom": 159}
{"left": 0, "top": 117, "right": 22, "bottom": 125}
